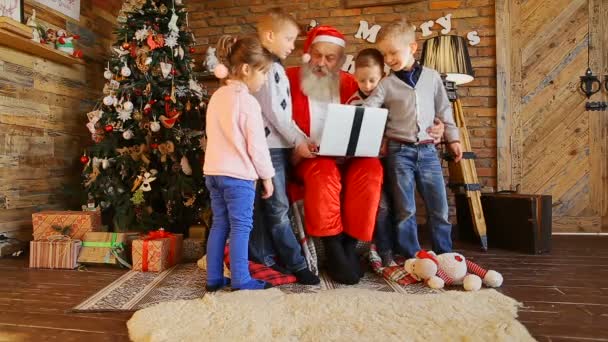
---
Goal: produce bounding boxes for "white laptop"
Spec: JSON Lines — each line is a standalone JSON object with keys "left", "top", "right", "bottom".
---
{"left": 317, "top": 104, "right": 388, "bottom": 157}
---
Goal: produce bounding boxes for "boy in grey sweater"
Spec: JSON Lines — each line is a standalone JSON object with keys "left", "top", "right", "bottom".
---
{"left": 364, "top": 19, "right": 463, "bottom": 259}
{"left": 249, "top": 9, "right": 319, "bottom": 285}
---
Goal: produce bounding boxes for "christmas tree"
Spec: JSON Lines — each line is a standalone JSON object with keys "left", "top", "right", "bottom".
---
{"left": 82, "top": 0, "right": 209, "bottom": 233}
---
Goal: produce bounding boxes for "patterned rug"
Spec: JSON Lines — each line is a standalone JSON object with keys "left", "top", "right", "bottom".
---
{"left": 73, "top": 263, "right": 439, "bottom": 312}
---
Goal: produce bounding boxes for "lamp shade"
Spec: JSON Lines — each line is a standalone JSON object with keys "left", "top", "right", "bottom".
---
{"left": 420, "top": 35, "right": 474, "bottom": 85}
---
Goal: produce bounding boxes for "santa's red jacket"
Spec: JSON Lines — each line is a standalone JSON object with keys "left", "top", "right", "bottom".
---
{"left": 285, "top": 66, "right": 383, "bottom": 242}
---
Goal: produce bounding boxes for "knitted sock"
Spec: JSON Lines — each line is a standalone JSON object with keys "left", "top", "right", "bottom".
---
{"left": 206, "top": 277, "right": 231, "bottom": 292}
{"left": 294, "top": 268, "right": 320, "bottom": 285}
{"left": 232, "top": 279, "right": 273, "bottom": 291}
{"left": 343, "top": 234, "right": 363, "bottom": 278}
{"left": 322, "top": 235, "right": 359, "bottom": 285}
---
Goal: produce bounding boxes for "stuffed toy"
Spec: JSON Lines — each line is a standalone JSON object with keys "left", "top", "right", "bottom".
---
{"left": 56, "top": 30, "right": 83, "bottom": 57}
{"left": 404, "top": 250, "right": 503, "bottom": 291}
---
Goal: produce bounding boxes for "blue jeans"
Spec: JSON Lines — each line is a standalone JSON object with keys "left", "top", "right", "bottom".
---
{"left": 384, "top": 142, "right": 452, "bottom": 257}
{"left": 373, "top": 188, "right": 394, "bottom": 255}
{"left": 205, "top": 176, "right": 256, "bottom": 288}
{"left": 248, "top": 148, "right": 307, "bottom": 272}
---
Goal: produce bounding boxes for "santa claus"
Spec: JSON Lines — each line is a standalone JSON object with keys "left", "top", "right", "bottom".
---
{"left": 286, "top": 26, "right": 382, "bottom": 285}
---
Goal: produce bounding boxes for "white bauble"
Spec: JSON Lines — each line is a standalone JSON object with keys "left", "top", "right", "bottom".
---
{"left": 123, "top": 101, "right": 134, "bottom": 112}
{"left": 104, "top": 70, "right": 113, "bottom": 80}
{"left": 150, "top": 121, "right": 161, "bottom": 132}
{"left": 122, "top": 130, "right": 134, "bottom": 140}
{"left": 103, "top": 95, "right": 114, "bottom": 106}
{"left": 121, "top": 66, "right": 132, "bottom": 77}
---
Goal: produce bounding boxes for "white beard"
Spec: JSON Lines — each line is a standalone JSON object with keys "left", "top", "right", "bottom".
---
{"left": 300, "top": 64, "right": 339, "bottom": 102}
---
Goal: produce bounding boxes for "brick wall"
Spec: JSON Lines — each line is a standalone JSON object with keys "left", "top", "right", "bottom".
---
{"left": 185, "top": 0, "right": 497, "bottom": 221}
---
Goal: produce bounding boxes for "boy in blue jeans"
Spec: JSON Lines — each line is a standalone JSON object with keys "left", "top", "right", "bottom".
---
{"left": 364, "top": 19, "right": 463, "bottom": 259}
{"left": 248, "top": 8, "right": 320, "bottom": 285}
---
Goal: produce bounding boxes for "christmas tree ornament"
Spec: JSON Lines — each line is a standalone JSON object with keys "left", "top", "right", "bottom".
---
{"left": 180, "top": 156, "right": 193, "bottom": 175}
{"left": 147, "top": 33, "right": 161, "bottom": 50}
{"left": 80, "top": 154, "right": 90, "bottom": 164}
{"left": 104, "top": 124, "right": 114, "bottom": 132}
{"left": 150, "top": 142, "right": 159, "bottom": 149}
{"left": 164, "top": 33, "right": 178, "bottom": 49}
{"left": 150, "top": 121, "right": 161, "bottom": 132}
{"left": 122, "top": 41, "right": 131, "bottom": 50}
{"left": 160, "top": 114, "right": 179, "bottom": 128}
{"left": 123, "top": 130, "right": 134, "bottom": 140}
{"left": 134, "top": 88, "right": 142, "bottom": 96}
{"left": 143, "top": 103, "right": 152, "bottom": 115}
{"left": 164, "top": 94, "right": 172, "bottom": 101}
{"left": 135, "top": 28, "right": 149, "bottom": 41}
{"left": 144, "top": 83, "right": 152, "bottom": 96}
{"left": 168, "top": 10, "right": 179, "bottom": 33}
{"left": 123, "top": 101, "right": 134, "bottom": 112}
{"left": 121, "top": 63, "right": 132, "bottom": 77}
{"left": 133, "top": 111, "right": 143, "bottom": 121}
{"left": 160, "top": 62, "right": 172, "bottom": 78}
{"left": 101, "top": 158, "right": 110, "bottom": 169}
{"left": 159, "top": 4, "right": 168, "bottom": 15}
{"left": 171, "top": 69, "right": 177, "bottom": 76}
{"left": 104, "top": 64, "right": 113, "bottom": 80}
{"left": 103, "top": 95, "right": 115, "bottom": 106}
{"left": 118, "top": 109, "right": 132, "bottom": 122}
{"left": 113, "top": 47, "right": 130, "bottom": 57}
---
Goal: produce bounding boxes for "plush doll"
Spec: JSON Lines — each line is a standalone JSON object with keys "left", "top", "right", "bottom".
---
{"left": 404, "top": 250, "right": 503, "bottom": 291}
{"left": 56, "top": 29, "right": 83, "bottom": 57}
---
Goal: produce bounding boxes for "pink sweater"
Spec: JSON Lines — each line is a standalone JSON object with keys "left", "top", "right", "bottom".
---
{"left": 203, "top": 81, "right": 275, "bottom": 181}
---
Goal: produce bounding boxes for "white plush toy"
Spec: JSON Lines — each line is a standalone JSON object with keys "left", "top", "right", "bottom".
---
{"left": 204, "top": 47, "right": 218, "bottom": 73}
{"left": 404, "top": 250, "right": 503, "bottom": 291}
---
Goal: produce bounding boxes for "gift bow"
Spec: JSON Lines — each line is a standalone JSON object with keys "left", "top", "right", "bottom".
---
{"left": 141, "top": 229, "right": 177, "bottom": 271}
{"left": 82, "top": 233, "right": 131, "bottom": 268}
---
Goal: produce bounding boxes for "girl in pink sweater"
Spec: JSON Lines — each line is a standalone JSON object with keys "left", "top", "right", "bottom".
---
{"left": 203, "top": 35, "right": 275, "bottom": 291}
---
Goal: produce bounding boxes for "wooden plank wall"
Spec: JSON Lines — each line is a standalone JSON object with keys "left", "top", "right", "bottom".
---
{"left": 496, "top": 0, "right": 607, "bottom": 232}
{"left": 0, "top": 0, "right": 123, "bottom": 240}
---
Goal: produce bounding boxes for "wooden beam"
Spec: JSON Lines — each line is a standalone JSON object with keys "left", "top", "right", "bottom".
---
{"left": 496, "top": 0, "right": 513, "bottom": 191}
{"left": 589, "top": 0, "right": 608, "bottom": 231}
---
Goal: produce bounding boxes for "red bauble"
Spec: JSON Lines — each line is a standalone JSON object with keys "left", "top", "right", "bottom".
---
{"left": 189, "top": 47, "right": 195, "bottom": 53}
{"left": 144, "top": 107, "right": 152, "bottom": 115}
{"left": 80, "top": 155, "right": 90, "bottom": 164}
{"left": 148, "top": 99, "right": 157, "bottom": 105}
{"left": 122, "top": 42, "right": 131, "bottom": 50}
{"left": 134, "top": 89, "right": 142, "bottom": 96}
{"left": 164, "top": 94, "right": 172, "bottom": 101}
{"left": 171, "top": 69, "right": 177, "bottom": 75}
{"left": 104, "top": 124, "right": 114, "bottom": 132}
{"left": 150, "top": 143, "right": 159, "bottom": 149}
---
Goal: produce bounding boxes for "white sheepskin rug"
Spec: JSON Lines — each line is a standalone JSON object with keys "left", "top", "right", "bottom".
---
{"left": 127, "top": 288, "right": 534, "bottom": 342}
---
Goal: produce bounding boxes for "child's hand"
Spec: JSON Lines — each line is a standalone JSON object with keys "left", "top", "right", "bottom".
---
{"left": 295, "top": 141, "right": 317, "bottom": 159}
{"left": 261, "top": 178, "right": 274, "bottom": 199}
{"left": 427, "top": 119, "right": 445, "bottom": 144}
{"left": 448, "top": 142, "right": 463, "bottom": 163}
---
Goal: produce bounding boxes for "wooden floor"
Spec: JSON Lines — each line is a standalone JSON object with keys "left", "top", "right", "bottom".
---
{"left": 0, "top": 235, "right": 607, "bottom": 342}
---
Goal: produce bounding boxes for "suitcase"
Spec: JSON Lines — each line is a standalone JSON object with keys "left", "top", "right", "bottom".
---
{"left": 456, "top": 192, "right": 552, "bottom": 254}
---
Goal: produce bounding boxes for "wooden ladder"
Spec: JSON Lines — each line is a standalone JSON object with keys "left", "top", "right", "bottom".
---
{"left": 447, "top": 98, "right": 488, "bottom": 250}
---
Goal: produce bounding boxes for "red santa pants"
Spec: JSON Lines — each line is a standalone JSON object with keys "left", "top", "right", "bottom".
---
{"left": 295, "top": 156, "right": 383, "bottom": 242}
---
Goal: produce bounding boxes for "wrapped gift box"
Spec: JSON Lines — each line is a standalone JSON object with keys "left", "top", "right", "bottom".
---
{"left": 188, "top": 225, "right": 207, "bottom": 239}
{"left": 132, "top": 232, "right": 183, "bottom": 272}
{"left": 32, "top": 210, "right": 102, "bottom": 241}
{"left": 183, "top": 238, "right": 206, "bottom": 261}
{"left": 78, "top": 232, "right": 139, "bottom": 267}
{"left": 29, "top": 237, "right": 81, "bottom": 269}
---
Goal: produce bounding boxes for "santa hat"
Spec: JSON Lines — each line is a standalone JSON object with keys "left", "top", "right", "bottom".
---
{"left": 301, "top": 25, "right": 346, "bottom": 63}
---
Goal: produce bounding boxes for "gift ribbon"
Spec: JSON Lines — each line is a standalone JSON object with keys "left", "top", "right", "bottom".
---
{"left": 45, "top": 235, "right": 81, "bottom": 268}
{"left": 141, "top": 229, "right": 177, "bottom": 272}
{"left": 82, "top": 233, "right": 131, "bottom": 269}
{"left": 346, "top": 107, "right": 365, "bottom": 156}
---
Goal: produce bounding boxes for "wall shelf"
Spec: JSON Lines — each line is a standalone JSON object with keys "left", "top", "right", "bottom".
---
{"left": 0, "top": 18, "right": 84, "bottom": 66}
